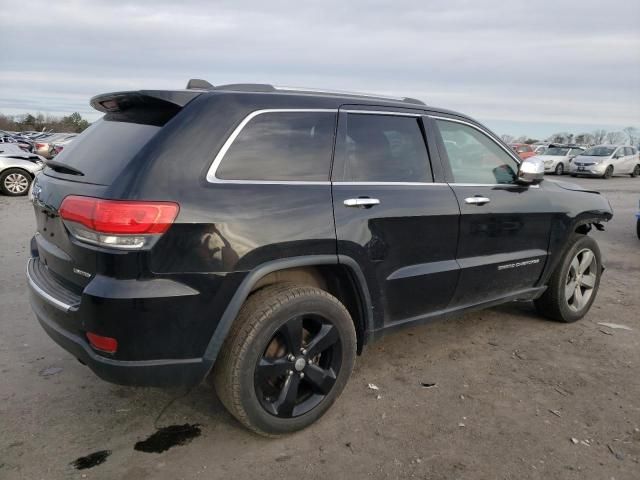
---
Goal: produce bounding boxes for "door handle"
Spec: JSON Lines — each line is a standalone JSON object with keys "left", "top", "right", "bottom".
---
{"left": 344, "top": 198, "right": 380, "bottom": 208}
{"left": 464, "top": 196, "right": 491, "bottom": 205}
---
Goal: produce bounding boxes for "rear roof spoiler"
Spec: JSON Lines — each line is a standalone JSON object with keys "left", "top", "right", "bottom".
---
{"left": 90, "top": 90, "right": 203, "bottom": 125}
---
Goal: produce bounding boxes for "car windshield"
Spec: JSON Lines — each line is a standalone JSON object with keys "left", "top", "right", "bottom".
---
{"left": 544, "top": 147, "right": 569, "bottom": 156}
{"left": 582, "top": 146, "right": 615, "bottom": 156}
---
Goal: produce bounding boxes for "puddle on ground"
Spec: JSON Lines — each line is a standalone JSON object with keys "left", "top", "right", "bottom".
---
{"left": 134, "top": 424, "right": 202, "bottom": 454}
{"left": 71, "top": 450, "right": 111, "bottom": 470}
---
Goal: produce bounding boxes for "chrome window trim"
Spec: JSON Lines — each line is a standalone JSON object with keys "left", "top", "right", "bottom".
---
{"left": 206, "top": 108, "right": 338, "bottom": 185}
{"left": 341, "top": 109, "right": 422, "bottom": 117}
{"left": 333, "top": 181, "right": 448, "bottom": 186}
{"left": 430, "top": 115, "right": 522, "bottom": 165}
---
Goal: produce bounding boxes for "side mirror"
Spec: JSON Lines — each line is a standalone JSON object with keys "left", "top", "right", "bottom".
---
{"left": 517, "top": 157, "right": 544, "bottom": 185}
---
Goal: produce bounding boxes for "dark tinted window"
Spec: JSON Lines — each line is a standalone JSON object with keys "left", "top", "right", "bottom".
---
{"left": 338, "top": 114, "right": 431, "bottom": 182}
{"left": 625, "top": 147, "right": 634, "bottom": 155}
{"left": 436, "top": 119, "right": 518, "bottom": 184}
{"left": 46, "top": 119, "right": 160, "bottom": 185}
{"left": 216, "top": 111, "right": 336, "bottom": 181}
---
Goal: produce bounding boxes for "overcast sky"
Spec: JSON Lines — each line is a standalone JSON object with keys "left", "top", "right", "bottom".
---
{"left": 1, "top": 0, "right": 639, "bottom": 138}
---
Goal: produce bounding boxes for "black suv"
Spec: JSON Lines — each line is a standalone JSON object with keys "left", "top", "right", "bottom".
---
{"left": 27, "top": 80, "right": 613, "bottom": 435}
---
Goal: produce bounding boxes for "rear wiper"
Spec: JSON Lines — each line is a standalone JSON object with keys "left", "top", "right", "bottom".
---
{"left": 46, "top": 160, "right": 85, "bottom": 176}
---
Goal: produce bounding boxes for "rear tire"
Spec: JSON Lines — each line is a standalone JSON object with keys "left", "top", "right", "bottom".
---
{"left": 212, "top": 283, "right": 357, "bottom": 436}
{"left": 535, "top": 235, "right": 602, "bottom": 323}
{"left": 0, "top": 168, "right": 32, "bottom": 196}
{"left": 570, "top": 173, "right": 577, "bottom": 177}
{"left": 631, "top": 165, "right": 640, "bottom": 178}
{"left": 603, "top": 165, "right": 613, "bottom": 179}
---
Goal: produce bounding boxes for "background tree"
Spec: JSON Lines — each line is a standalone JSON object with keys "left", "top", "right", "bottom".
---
{"left": 605, "top": 131, "right": 625, "bottom": 144}
{"left": 501, "top": 134, "right": 514, "bottom": 144}
{"left": 592, "top": 129, "right": 607, "bottom": 144}
{"left": 0, "top": 111, "right": 92, "bottom": 133}
{"left": 622, "top": 126, "right": 639, "bottom": 146}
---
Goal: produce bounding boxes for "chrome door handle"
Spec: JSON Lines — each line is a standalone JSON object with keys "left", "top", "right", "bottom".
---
{"left": 344, "top": 198, "right": 380, "bottom": 208}
{"left": 464, "top": 196, "right": 491, "bottom": 205}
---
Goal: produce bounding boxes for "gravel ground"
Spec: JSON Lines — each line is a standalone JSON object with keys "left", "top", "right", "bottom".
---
{"left": 1, "top": 176, "right": 638, "bottom": 480}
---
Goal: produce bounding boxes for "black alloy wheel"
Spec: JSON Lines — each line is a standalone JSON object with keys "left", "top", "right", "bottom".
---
{"left": 255, "top": 314, "right": 342, "bottom": 418}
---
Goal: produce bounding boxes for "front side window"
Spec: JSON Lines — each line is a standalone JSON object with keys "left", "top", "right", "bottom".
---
{"left": 436, "top": 119, "right": 518, "bottom": 184}
{"left": 337, "top": 114, "right": 432, "bottom": 182}
{"left": 216, "top": 111, "right": 336, "bottom": 181}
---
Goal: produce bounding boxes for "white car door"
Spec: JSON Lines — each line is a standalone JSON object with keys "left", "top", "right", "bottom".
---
{"left": 612, "top": 147, "right": 626, "bottom": 173}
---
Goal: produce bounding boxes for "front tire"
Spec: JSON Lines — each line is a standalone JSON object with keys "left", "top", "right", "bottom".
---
{"left": 0, "top": 168, "right": 32, "bottom": 196}
{"left": 212, "top": 283, "right": 357, "bottom": 436}
{"left": 535, "top": 235, "right": 602, "bottom": 322}
{"left": 555, "top": 163, "right": 564, "bottom": 175}
{"left": 631, "top": 165, "right": 640, "bottom": 178}
{"left": 603, "top": 165, "right": 613, "bottom": 179}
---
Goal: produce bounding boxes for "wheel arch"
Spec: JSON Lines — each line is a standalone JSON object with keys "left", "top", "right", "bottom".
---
{"left": 201, "top": 255, "right": 373, "bottom": 377}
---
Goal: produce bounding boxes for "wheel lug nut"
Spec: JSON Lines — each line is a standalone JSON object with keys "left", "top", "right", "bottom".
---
{"left": 288, "top": 354, "right": 295, "bottom": 361}
{"left": 300, "top": 348, "right": 307, "bottom": 355}
{"left": 307, "top": 359, "right": 313, "bottom": 365}
{"left": 299, "top": 372, "right": 305, "bottom": 378}
{"left": 287, "top": 370, "right": 293, "bottom": 376}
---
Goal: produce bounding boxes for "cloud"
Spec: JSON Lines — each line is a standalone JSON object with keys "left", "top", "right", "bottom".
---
{"left": 1, "top": 0, "right": 638, "bottom": 135}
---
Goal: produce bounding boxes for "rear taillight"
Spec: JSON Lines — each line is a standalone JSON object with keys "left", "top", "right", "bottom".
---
{"left": 87, "top": 332, "right": 118, "bottom": 353}
{"left": 59, "top": 195, "right": 179, "bottom": 250}
{"left": 35, "top": 143, "right": 45, "bottom": 149}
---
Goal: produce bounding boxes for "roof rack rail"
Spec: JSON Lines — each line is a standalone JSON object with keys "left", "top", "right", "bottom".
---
{"left": 184, "top": 79, "right": 426, "bottom": 105}
{"left": 274, "top": 85, "right": 426, "bottom": 105}
{"left": 186, "top": 79, "right": 215, "bottom": 90}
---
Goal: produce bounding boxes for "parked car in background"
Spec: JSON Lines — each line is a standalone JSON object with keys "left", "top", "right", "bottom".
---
{"left": 510, "top": 143, "right": 536, "bottom": 160}
{"left": 0, "top": 143, "right": 44, "bottom": 196}
{"left": 26, "top": 80, "right": 613, "bottom": 435}
{"left": 570, "top": 145, "right": 640, "bottom": 178}
{"left": 533, "top": 144, "right": 548, "bottom": 155}
{"left": 536, "top": 145, "right": 584, "bottom": 175}
{"left": 50, "top": 135, "right": 77, "bottom": 158}
{"left": 34, "top": 133, "right": 77, "bottom": 159}
{"left": 1, "top": 130, "right": 34, "bottom": 152}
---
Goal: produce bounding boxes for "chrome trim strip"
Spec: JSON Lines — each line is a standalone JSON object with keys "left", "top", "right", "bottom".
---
{"left": 430, "top": 115, "right": 522, "bottom": 165}
{"left": 450, "top": 183, "right": 540, "bottom": 188}
{"left": 206, "top": 109, "right": 337, "bottom": 185}
{"left": 26, "top": 258, "right": 76, "bottom": 313}
{"left": 341, "top": 109, "right": 422, "bottom": 117}
{"left": 333, "top": 181, "right": 449, "bottom": 186}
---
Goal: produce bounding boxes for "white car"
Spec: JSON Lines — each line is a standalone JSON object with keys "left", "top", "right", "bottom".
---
{"left": 0, "top": 143, "right": 45, "bottom": 196}
{"left": 570, "top": 145, "right": 640, "bottom": 179}
{"left": 535, "top": 146, "right": 584, "bottom": 175}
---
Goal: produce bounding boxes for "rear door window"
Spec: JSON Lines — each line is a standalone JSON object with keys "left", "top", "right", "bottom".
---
{"left": 215, "top": 111, "right": 336, "bottom": 181}
{"left": 334, "top": 113, "right": 432, "bottom": 182}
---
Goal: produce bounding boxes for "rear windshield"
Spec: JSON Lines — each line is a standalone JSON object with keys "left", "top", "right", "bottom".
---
{"left": 45, "top": 118, "right": 160, "bottom": 185}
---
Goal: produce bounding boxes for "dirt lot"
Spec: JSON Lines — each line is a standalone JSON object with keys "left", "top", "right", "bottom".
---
{"left": 1, "top": 176, "right": 638, "bottom": 480}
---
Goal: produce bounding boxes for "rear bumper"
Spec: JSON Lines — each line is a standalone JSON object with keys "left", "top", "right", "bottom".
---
{"left": 27, "top": 257, "right": 212, "bottom": 387}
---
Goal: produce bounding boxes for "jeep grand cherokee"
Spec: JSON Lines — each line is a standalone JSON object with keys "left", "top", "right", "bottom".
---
{"left": 27, "top": 80, "right": 613, "bottom": 435}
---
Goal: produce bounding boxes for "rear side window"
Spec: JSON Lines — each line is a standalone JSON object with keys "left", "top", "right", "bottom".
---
{"left": 46, "top": 118, "right": 160, "bottom": 185}
{"left": 336, "top": 114, "right": 432, "bottom": 182}
{"left": 215, "top": 111, "right": 336, "bottom": 181}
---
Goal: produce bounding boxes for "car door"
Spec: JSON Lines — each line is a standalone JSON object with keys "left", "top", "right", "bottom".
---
{"left": 431, "top": 115, "right": 553, "bottom": 307}
{"left": 332, "top": 106, "right": 461, "bottom": 328}
{"left": 624, "top": 147, "right": 635, "bottom": 173}
{"left": 612, "top": 147, "right": 626, "bottom": 173}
